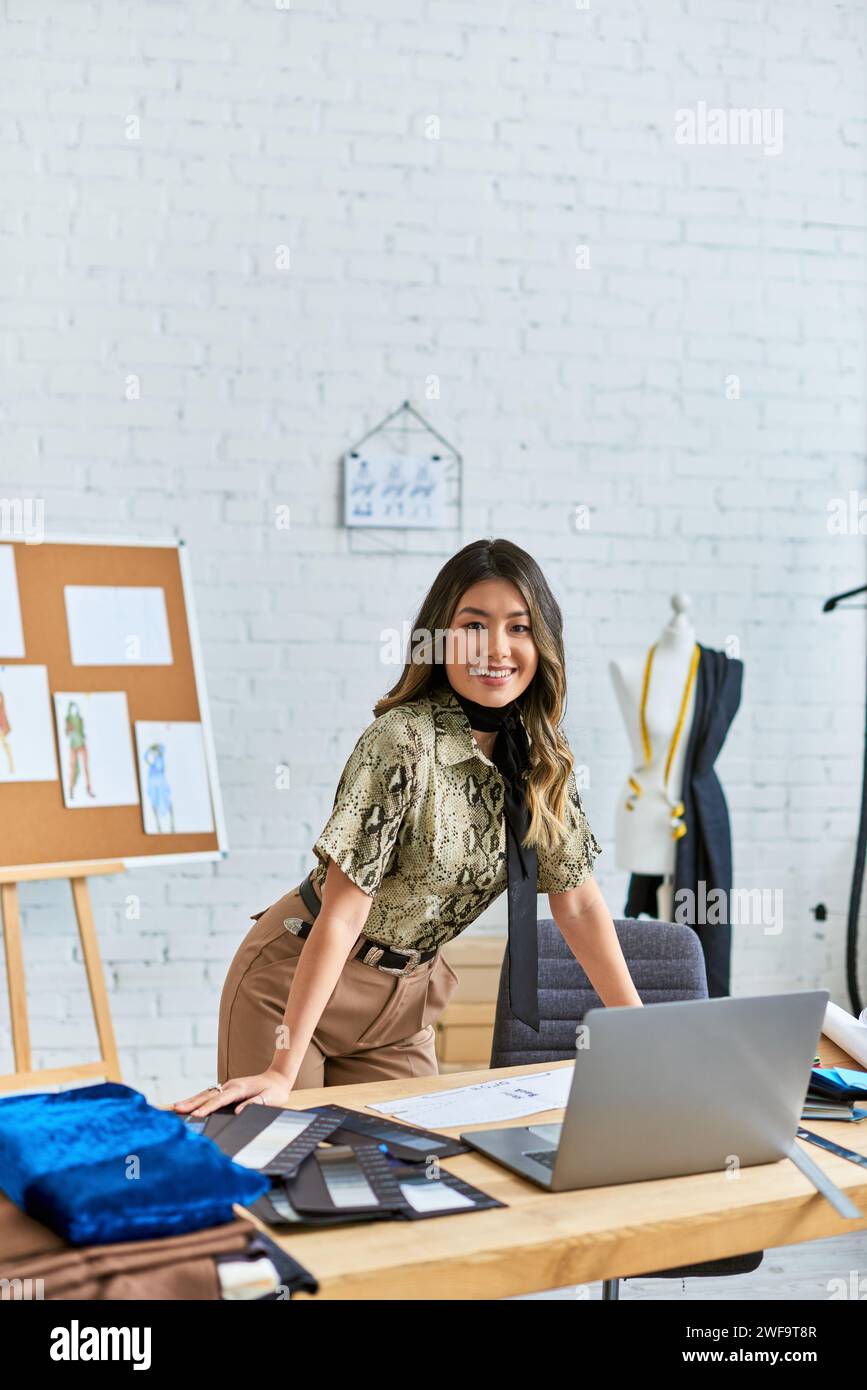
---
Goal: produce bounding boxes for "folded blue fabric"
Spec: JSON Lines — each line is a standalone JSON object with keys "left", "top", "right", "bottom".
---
{"left": 0, "top": 1081, "right": 269, "bottom": 1245}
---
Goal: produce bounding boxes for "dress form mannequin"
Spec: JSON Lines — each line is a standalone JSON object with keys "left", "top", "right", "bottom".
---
{"left": 610, "top": 595, "right": 699, "bottom": 921}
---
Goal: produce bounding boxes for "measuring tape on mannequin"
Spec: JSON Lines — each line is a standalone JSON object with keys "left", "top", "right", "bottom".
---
{"left": 625, "top": 642, "right": 701, "bottom": 841}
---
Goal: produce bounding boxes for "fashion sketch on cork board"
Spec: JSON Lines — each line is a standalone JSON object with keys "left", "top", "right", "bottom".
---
{"left": 52, "top": 691, "right": 139, "bottom": 809}
{"left": 134, "top": 720, "right": 214, "bottom": 835}
{"left": 0, "top": 687, "right": 13, "bottom": 774}
{"left": 0, "top": 664, "right": 58, "bottom": 783}
{"left": 143, "top": 740, "right": 175, "bottom": 833}
{"left": 63, "top": 699, "right": 94, "bottom": 800}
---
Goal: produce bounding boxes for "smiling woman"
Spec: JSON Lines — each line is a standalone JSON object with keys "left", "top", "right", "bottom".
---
{"left": 173, "top": 536, "right": 642, "bottom": 1121}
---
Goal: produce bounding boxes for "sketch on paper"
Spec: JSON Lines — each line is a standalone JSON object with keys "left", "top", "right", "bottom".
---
{"left": 0, "top": 665, "right": 58, "bottom": 782}
{"left": 64, "top": 586, "right": 173, "bottom": 665}
{"left": 134, "top": 721, "right": 214, "bottom": 835}
{"left": 63, "top": 699, "right": 91, "bottom": 798}
{"left": 0, "top": 546, "right": 25, "bottom": 658}
{"left": 143, "top": 740, "right": 174, "bottom": 833}
{"left": 344, "top": 451, "right": 447, "bottom": 528}
{"left": 53, "top": 692, "right": 139, "bottom": 808}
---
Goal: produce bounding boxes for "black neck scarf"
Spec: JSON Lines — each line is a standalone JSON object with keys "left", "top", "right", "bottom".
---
{"left": 437, "top": 671, "right": 541, "bottom": 1031}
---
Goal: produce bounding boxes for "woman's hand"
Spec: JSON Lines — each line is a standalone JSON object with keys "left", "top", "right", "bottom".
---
{"left": 172, "top": 1067, "right": 297, "bottom": 1118}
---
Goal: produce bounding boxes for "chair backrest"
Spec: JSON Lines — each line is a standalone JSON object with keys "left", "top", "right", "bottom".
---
{"left": 489, "top": 917, "right": 709, "bottom": 1068}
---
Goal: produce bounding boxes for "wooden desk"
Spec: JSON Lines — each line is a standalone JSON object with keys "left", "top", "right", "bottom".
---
{"left": 242, "top": 1034, "right": 867, "bottom": 1300}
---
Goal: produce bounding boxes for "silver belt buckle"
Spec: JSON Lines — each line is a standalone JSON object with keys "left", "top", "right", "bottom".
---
{"left": 363, "top": 943, "right": 423, "bottom": 975}
{"left": 282, "top": 917, "right": 308, "bottom": 937}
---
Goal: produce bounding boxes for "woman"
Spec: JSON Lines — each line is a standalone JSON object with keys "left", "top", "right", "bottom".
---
{"left": 174, "top": 538, "right": 643, "bottom": 1120}
{"left": 144, "top": 742, "right": 175, "bottom": 834}
{"left": 0, "top": 690, "right": 13, "bottom": 774}
{"left": 64, "top": 700, "right": 94, "bottom": 800}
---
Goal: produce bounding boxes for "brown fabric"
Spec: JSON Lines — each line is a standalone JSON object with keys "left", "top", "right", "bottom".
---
{"left": 217, "top": 888, "right": 460, "bottom": 1088}
{"left": 0, "top": 1190, "right": 255, "bottom": 1300}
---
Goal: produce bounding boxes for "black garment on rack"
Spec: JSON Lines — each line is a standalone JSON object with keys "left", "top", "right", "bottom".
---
{"left": 623, "top": 645, "right": 744, "bottom": 997}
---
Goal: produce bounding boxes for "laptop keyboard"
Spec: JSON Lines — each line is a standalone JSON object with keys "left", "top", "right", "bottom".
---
{"left": 524, "top": 1149, "right": 556, "bottom": 1170}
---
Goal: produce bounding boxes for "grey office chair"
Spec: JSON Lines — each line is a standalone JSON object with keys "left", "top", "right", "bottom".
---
{"left": 488, "top": 917, "right": 763, "bottom": 1299}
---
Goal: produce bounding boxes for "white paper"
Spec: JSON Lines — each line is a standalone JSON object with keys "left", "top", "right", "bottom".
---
{"left": 135, "top": 720, "right": 214, "bottom": 834}
{"left": 365, "top": 1067, "right": 574, "bottom": 1129}
{"left": 0, "top": 547, "right": 25, "bottom": 657}
{"left": 823, "top": 1001, "right": 867, "bottom": 1071}
{"left": 344, "top": 450, "right": 447, "bottom": 528}
{"left": 398, "top": 1179, "right": 475, "bottom": 1213}
{"left": 53, "top": 692, "right": 139, "bottom": 807}
{"left": 0, "top": 665, "right": 58, "bottom": 782}
{"left": 65, "top": 586, "right": 172, "bottom": 665}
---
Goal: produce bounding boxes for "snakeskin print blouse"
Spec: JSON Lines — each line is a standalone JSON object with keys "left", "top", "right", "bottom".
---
{"left": 311, "top": 682, "right": 603, "bottom": 953}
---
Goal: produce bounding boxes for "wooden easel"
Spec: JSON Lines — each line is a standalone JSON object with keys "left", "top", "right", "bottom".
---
{"left": 0, "top": 862, "right": 123, "bottom": 1094}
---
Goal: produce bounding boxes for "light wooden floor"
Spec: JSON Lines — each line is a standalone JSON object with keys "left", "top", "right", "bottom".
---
{"left": 516, "top": 1231, "right": 867, "bottom": 1299}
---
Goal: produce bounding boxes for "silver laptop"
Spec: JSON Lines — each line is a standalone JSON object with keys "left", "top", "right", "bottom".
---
{"left": 461, "top": 991, "right": 829, "bottom": 1191}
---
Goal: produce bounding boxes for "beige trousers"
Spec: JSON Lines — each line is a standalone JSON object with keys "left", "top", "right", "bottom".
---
{"left": 216, "top": 878, "right": 461, "bottom": 1089}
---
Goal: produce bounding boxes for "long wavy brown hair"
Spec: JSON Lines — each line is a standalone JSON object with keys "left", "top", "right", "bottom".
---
{"left": 374, "top": 537, "right": 575, "bottom": 853}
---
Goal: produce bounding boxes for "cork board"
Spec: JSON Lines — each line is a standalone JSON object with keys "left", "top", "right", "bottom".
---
{"left": 0, "top": 537, "right": 225, "bottom": 872}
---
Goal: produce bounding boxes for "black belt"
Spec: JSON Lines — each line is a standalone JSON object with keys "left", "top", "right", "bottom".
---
{"left": 296, "top": 872, "right": 437, "bottom": 975}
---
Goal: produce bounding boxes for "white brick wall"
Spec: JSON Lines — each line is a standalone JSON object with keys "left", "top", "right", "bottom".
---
{"left": 1, "top": 0, "right": 865, "bottom": 1104}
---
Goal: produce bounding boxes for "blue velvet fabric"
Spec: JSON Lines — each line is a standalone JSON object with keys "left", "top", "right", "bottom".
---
{"left": 0, "top": 1081, "right": 269, "bottom": 1245}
